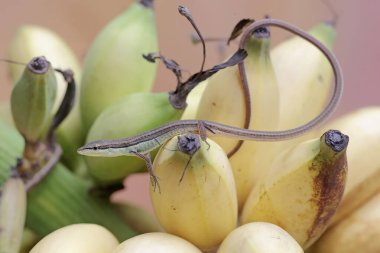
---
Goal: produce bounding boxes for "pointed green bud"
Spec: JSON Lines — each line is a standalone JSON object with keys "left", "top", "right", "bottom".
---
{"left": 11, "top": 56, "right": 57, "bottom": 142}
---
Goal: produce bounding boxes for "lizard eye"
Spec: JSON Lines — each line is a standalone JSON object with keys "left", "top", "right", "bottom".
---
{"left": 93, "top": 146, "right": 98, "bottom": 150}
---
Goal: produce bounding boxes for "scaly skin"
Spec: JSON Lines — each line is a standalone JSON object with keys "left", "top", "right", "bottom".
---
{"left": 80, "top": 1, "right": 158, "bottom": 130}
{"left": 150, "top": 135, "right": 238, "bottom": 251}
{"left": 241, "top": 130, "right": 348, "bottom": 249}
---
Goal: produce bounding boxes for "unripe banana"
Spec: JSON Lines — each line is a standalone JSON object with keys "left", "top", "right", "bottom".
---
{"left": 217, "top": 222, "right": 304, "bottom": 253}
{"left": 0, "top": 176, "right": 27, "bottom": 253}
{"left": 26, "top": 163, "right": 137, "bottom": 241}
{"left": 10, "top": 56, "right": 57, "bottom": 142}
{"left": 196, "top": 28, "right": 279, "bottom": 207}
{"left": 20, "top": 228, "right": 40, "bottom": 253}
{"left": 310, "top": 191, "right": 380, "bottom": 253}
{"left": 30, "top": 224, "right": 119, "bottom": 253}
{"left": 241, "top": 130, "right": 349, "bottom": 249}
{"left": 316, "top": 107, "right": 380, "bottom": 225}
{"left": 0, "top": 118, "right": 24, "bottom": 185}
{"left": 114, "top": 232, "right": 202, "bottom": 253}
{"left": 150, "top": 134, "right": 237, "bottom": 251}
{"left": 85, "top": 92, "right": 182, "bottom": 184}
{"left": 8, "top": 25, "right": 85, "bottom": 172}
{"left": 272, "top": 22, "right": 336, "bottom": 130}
{"left": 80, "top": 0, "right": 158, "bottom": 130}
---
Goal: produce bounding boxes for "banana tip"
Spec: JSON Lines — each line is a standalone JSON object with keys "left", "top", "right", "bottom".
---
{"left": 325, "top": 130, "right": 349, "bottom": 152}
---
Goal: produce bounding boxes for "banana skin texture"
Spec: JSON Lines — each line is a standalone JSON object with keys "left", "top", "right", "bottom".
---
{"left": 241, "top": 130, "right": 349, "bottom": 249}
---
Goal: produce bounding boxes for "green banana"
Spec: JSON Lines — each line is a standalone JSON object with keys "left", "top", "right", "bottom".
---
{"left": 85, "top": 92, "right": 182, "bottom": 184}
{"left": 195, "top": 27, "right": 280, "bottom": 207}
{"left": 20, "top": 228, "right": 40, "bottom": 253}
{"left": 26, "top": 163, "right": 137, "bottom": 241}
{"left": 0, "top": 175, "right": 27, "bottom": 253}
{"left": 0, "top": 120, "right": 137, "bottom": 242}
{"left": 10, "top": 56, "right": 57, "bottom": 143}
{"left": 0, "top": 118, "right": 24, "bottom": 185}
{"left": 80, "top": 0, "right": 158, "bottom": 130}
{"left": 8, "top": 24, "right": 85, "bottom": 173}
{"left": 241, "top": 130, "right": 349, "bottom": 249}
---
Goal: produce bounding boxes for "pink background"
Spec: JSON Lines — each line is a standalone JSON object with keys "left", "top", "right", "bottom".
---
{"left": 0, "top": 0, "right": 379, "bottom": 211}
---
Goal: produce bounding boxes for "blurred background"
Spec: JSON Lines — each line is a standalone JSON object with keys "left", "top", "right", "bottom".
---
{"left": 0, "top": 0, "right": 379, "bottom": 211}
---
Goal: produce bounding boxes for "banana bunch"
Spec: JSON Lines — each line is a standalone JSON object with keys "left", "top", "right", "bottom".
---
{"left": 8, "top": 24, "right": 84, "bottom": 172}
{"left": 80, "top": 0, "right": 158, "bottom": 130}
{"left": 305, "top": 107, "right": 380, "bottom": 252}
{"left": 195, "top": 27, "right": 280, "bottom": 207}
{"left": 0, "top": 175, "right": 27, "bottom": 253}
{"left": 241, "top": 130, "right": 349, "bottom": 249}
{"left": 150, "top": 134, "right": 238, "bottom": 251}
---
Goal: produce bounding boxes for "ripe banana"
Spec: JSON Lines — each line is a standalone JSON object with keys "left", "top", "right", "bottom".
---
{"left": 114, "top": 232, "right": 202, "bottom": 253}
{"left": 150, "top": 134, "right": 237, "bottom": 251}
{"left": 0, "top": 175, "right": 27, "bottom": 253}
{"left": 316, "top": 107, "right": 380, "bottom": 225}
{"left": 241, "top": 130, "right": 349, "bottom": 249}
{"left": 80, "top": 0, "right": 158, "bottom": 130}
{"left": 30, "top": 224, "right": 119, "bottom": 253}
{"left": 217, "top": 222, "right": 304, "bottom": 253}
{"left": 180, "top": 80, "right": 207, "bottom": 120}
{"left": 85, "top": 92, "right": 182, "bottom": 184}
{"left": 272, "top": 22, "right": 336, "bottom": 131}
{"left": 195, "top": 27, "right": 279, "bottom": 207}
{"left": 10, "top": 56, "right": 57, "bottom": 142}
{"left": 8, "top": 25, "right": 85, "bottom": 173}
{"left": 310, "top": 191, "right": 380, "bottom": 253}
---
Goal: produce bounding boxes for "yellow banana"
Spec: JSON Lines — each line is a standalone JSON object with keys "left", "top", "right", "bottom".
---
{"left": 8, "top": 24, "right": 85, "bottom": 173}
{"left": 0, "top": 176, "right": 27, "bottom": 253}
{"left": 195, "top": 27, "right": 279, "bottom": 207}
{"left": 180, "top": 80, "right": 207, "bottom": 120}
{"left": 217, "top": 222, "right": 304, "bottom": 253}
{"left": 150, "top": 134, "right": 237, "bottom": 251}
{"left": 85, "top": 92, "right": 182, "bottom": 184}
{"left": 80, "top": 0, "right": 158, "bottom": 130}
{"left": 241, "top": 130, "right": 349, "bottom": 249}
{"left": 272, "top": 22, "right": 336, "bottom": 131}
{"left": 114, "top": 232, "right": 202, "bottom": 253}
{"left": 316, "top": 107, "right": 380, "bottom": 225}
{"left": 30, "top": 224, "right": 119, "bottom": 253}
{"left": 310, "top": 191, "right": 380, "bottom": 253}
